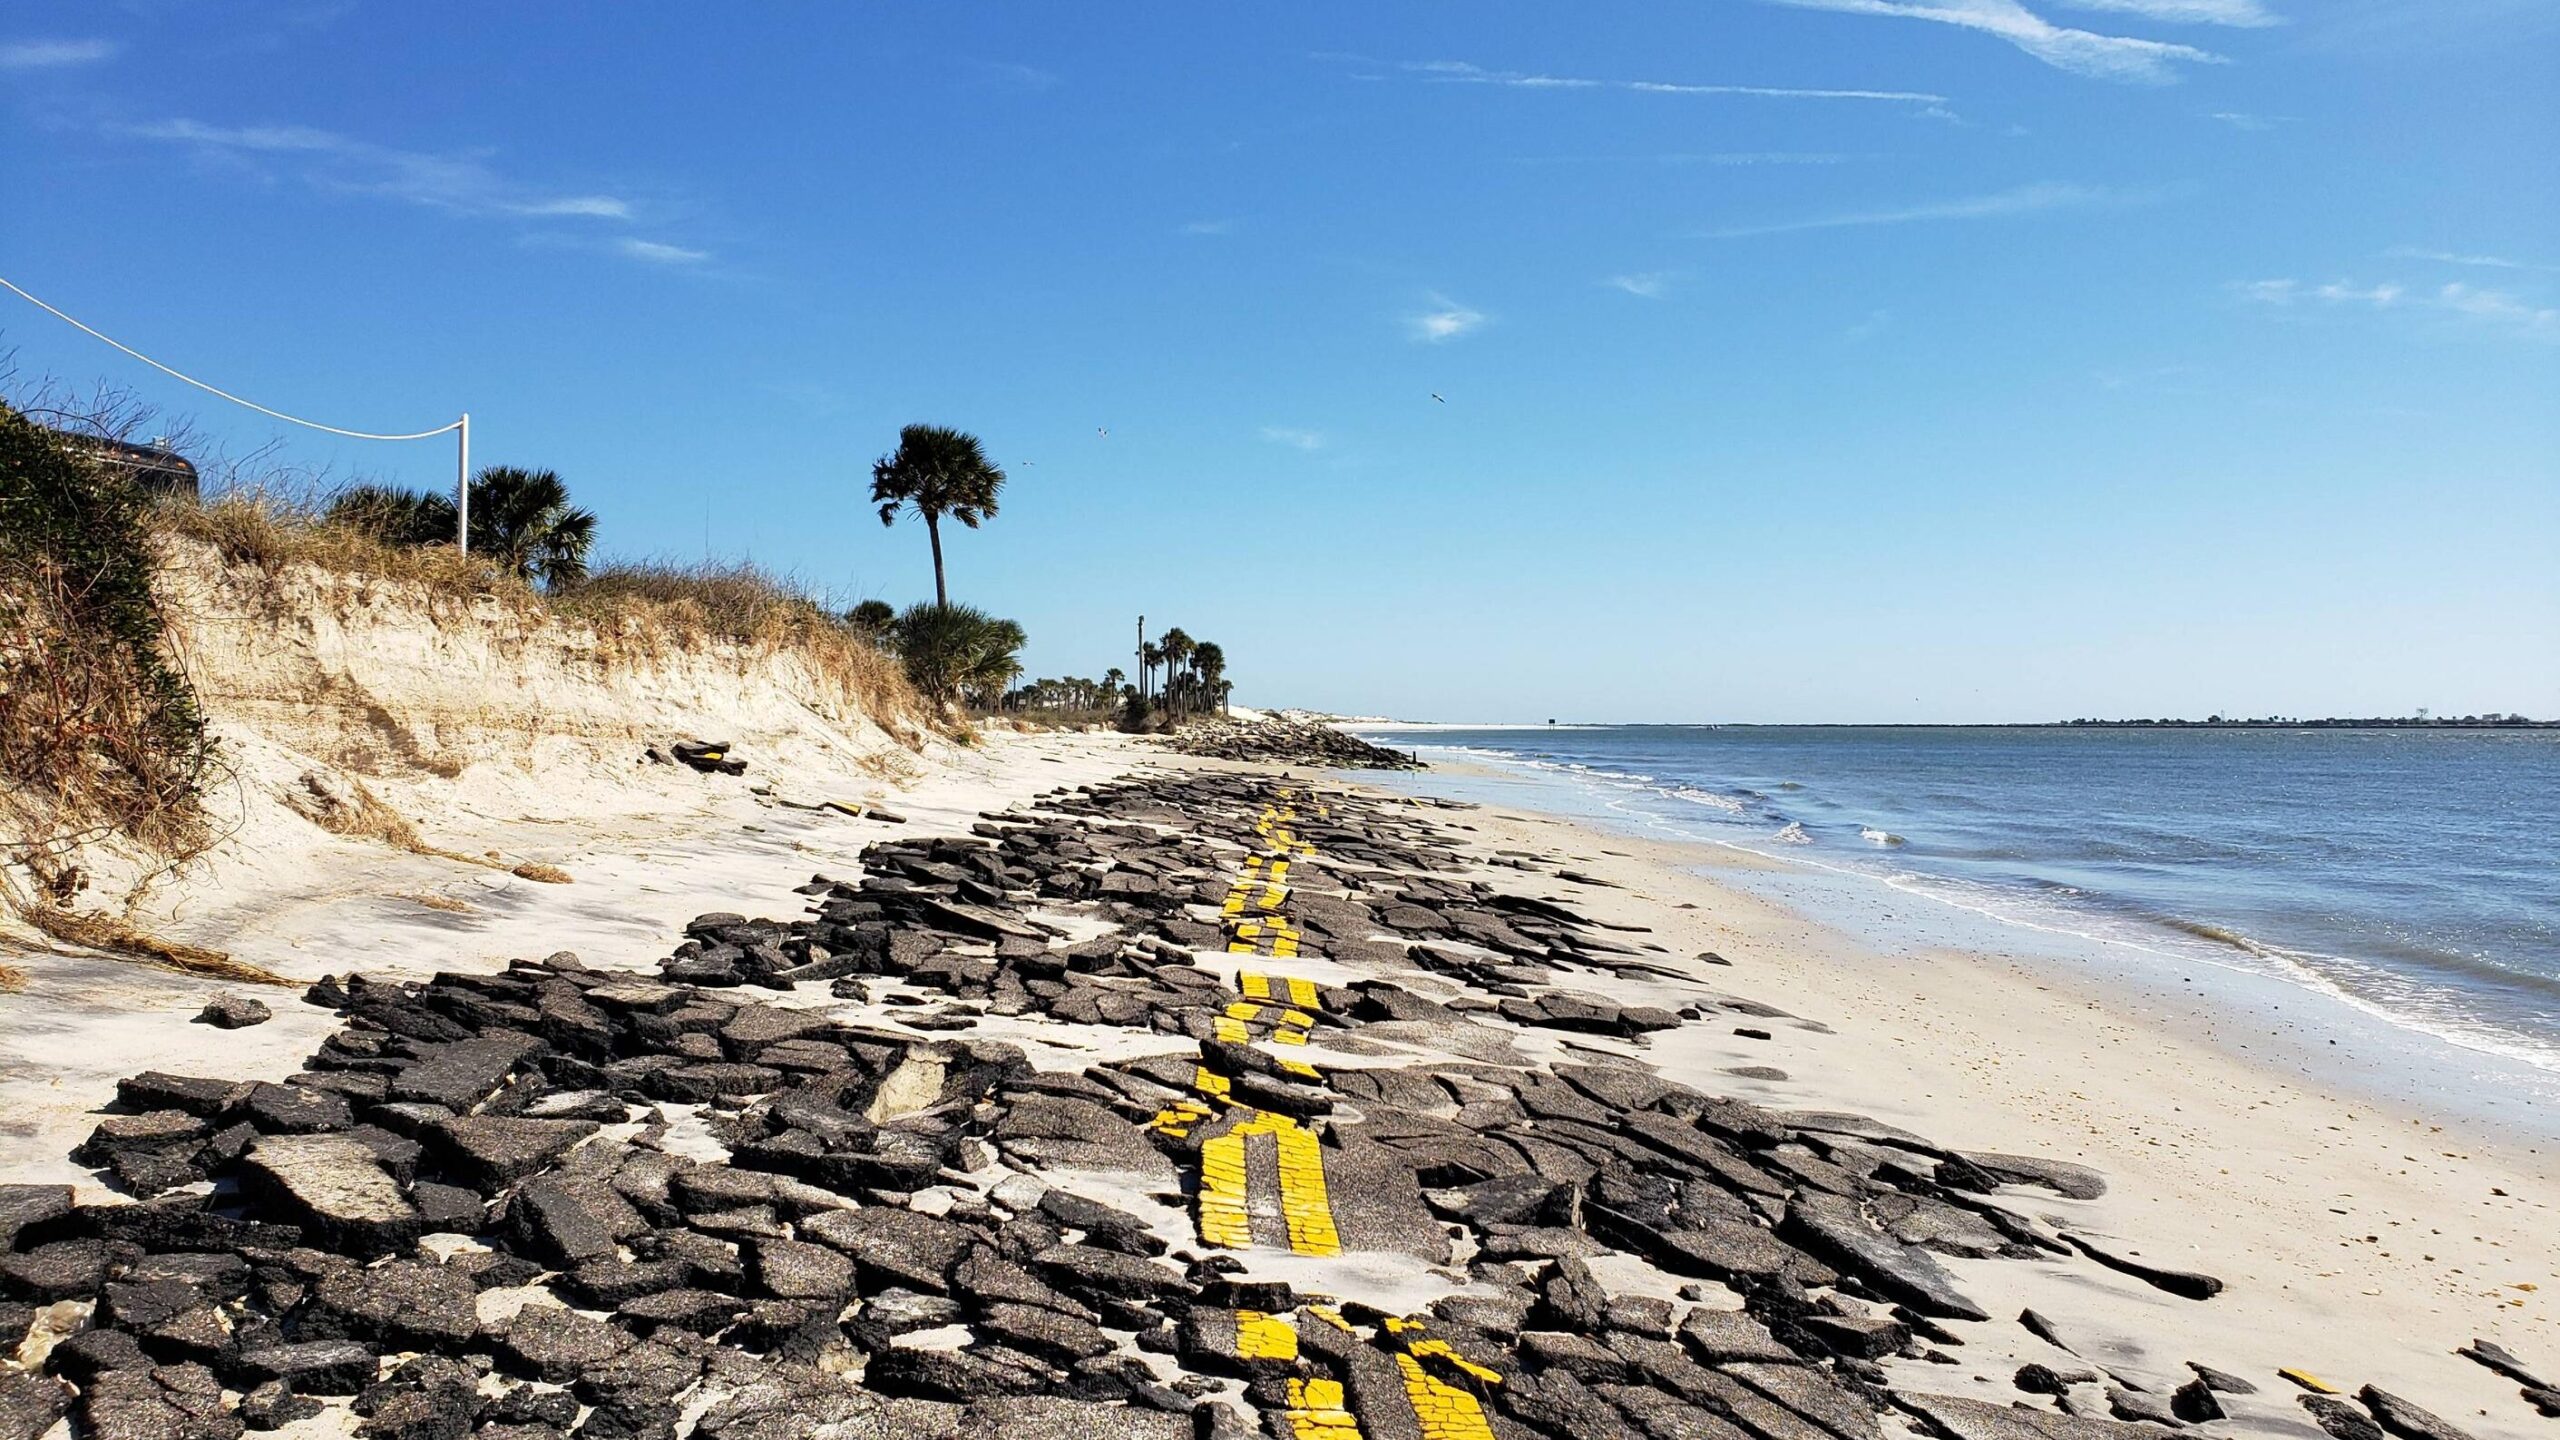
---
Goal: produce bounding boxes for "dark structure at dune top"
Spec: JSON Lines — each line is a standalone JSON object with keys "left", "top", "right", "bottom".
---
{"left": 0, "top": 770, "right": 2516, "bottom": 1440}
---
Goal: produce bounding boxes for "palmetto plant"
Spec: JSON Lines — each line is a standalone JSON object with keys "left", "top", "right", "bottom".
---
{"left": 891, "top": 602, "right": 1025, "bottom": 706}
{"left": 325, "top": 468, "right": 597, "bottom": 589}
{"left": 870, "top": 424, "right": 1005, "bottom": 607}
{"left": 468, "top": 467, "right": 597, "bottom": 588}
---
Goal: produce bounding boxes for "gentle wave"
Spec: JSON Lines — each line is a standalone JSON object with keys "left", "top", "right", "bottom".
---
{"left": 1376, "top": 733, "right": 2560, "bottom": 1079}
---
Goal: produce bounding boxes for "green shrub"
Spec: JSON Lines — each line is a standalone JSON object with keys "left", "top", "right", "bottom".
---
{"left": 0, "top": 403, "right": 211, "bottom": 855}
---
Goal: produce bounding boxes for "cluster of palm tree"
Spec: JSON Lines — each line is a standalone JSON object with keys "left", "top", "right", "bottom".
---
{"left": 1002, "top": 670, "right": 1124, "bottom": 715}
{"left": 1137, "top": 626, "right": 1231, "bottom": 720}
{"left": 328, "top": 466, "right": 597, "bottom": 588}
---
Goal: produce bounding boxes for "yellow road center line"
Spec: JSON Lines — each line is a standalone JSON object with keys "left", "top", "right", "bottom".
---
{"left": 1393, "top": 1353, "right": 1497, "bottom": 1440}
{"left": 1236, "top": 1309, "right": 1299, "bottom": 1362}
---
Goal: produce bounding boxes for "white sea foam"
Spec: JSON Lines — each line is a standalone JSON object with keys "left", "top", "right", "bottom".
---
{"left": 1859, "top": 826, "right": 1905, "bottom": 847}
{"left": 1774, "top": 822, "right": 1813, "bottom": 845}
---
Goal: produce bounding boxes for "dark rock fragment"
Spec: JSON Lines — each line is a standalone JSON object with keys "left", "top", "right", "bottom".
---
{"left": 1781, "top": 1193, "right": 1988, "bottom": 1321}
{"left": 0, "top": 1370, "right": 74, "bottom": 1440}
{"left": 304, "top": 1260, "right": 480, "bottom": 1349}
{"left": 2356, "top": 1386, "right": 2477, "bottom": 1440}
{"left": 2186, "top": 1362, "right": 2256, "bottom": 1394}
{"left": 197, "top": 996, "right": 272, "bottom": 1029}
{"left": 2302, "top": 1396, "right": 2389, "bottom": 1440}
{"left": 488, "top": 1304, "right": 633, "bottom": 1381}
{"left": 2058, "top": 1232, "right": 2221, "bottom": 1300}
{"left": 239, "top": 1134, "right": 420, "bottom": 1256}
{"left": 234, "top": 1340, "right": 378, "bottom": 1395}
{"left": 428, "top": 1115, "right": 596, "bottom": 1186}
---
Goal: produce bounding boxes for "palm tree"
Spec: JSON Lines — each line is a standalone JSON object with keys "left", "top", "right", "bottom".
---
{"left": 1138, "top": 642, "right": 1163, "bottom": 702}
{"left": 1158, "top": 628, "right": 1196, "bottom": 717}
{"left": 869, "top": 424, "right": 1005, "bottom": 607}
{"left": 467, "top": 467, "right": 597, "bottom": 587}
{"left": 1192, "top": 641, "right": 1227, "bottom": 716}
{"left": 1102, "top": 667, "right": 1126, "bottom": 701}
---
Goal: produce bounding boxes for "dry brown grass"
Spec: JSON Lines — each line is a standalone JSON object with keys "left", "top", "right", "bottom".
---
{"left": 16, "top": 905, "right": 287, "bottom": 985}
{"left": 510, "top": 862, "right": 572, "bottom": 884}
{"left": 150, "top": 498, "right": 933, "bottom": 742}
{"left": 154, "top": 492, "right": 523, "bottom": 604}
{"left": 0, "top": 963, "right": 25, "bottom": 992}
{"left": 555, "top": 560, "right": 927, "bottom": 739}
{"left": 398, "top": 892, "right": 474, "bottom": 913}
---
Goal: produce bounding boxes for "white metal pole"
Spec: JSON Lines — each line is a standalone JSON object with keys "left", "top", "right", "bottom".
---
{"left": 455, "top": 412, "right": 470, "bottom": 554}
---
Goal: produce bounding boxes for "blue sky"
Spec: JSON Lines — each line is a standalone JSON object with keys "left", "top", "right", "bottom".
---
{"left": 4, "top": 2, "right": 2554, "bottom": 722}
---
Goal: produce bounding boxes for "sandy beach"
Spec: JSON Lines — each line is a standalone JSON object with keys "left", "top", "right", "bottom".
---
{"left": 4, "top": 732, "right": 2553, "bottom": 1440}
{"left": 1344, "top": 779, "right": 2558, "bottom": 1436}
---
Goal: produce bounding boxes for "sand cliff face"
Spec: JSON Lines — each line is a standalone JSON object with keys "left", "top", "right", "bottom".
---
{"left": 6, "top": 541, "right": 942, "bottom": 951}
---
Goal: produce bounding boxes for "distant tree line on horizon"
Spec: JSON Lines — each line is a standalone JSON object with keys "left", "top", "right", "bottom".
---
{"left": 2060, "top": 713, "right": 2549, "bottom": 728}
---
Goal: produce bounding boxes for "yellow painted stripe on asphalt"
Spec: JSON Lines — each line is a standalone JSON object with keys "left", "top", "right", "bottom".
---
{"left": 1393, "top": 1352, "right": 1497, "bottom": 1440}
{"left": 1273, "top": 1027, "right": 1308, "bottom": 1046}
{"left": 1236, "top": 1309, "right": 1299, "bottom": 1362}
{"left": 1198, "top": 1131, "right": 1254, "bottom": 1249}
{"left": 1284, "top": 976, "right": 1320, "bottom": 1009}
{"left": 1241, "top": 972, "right": 1271, "bottom": 1001}
{"left": 1270, "top": 1119, "right": 1341, "bottom": 1256}
{"left": 1278, "top": 1056, "right": 1320, "bottom": 1079}
{"left": 1213, "top": 1015, "right": 1251, "bottom": 1043}
{"left": 1285, "top": 1380, "right": 1362, "bottom": 1440}
{"left": 1192, "top": 1067, "right": 1232, "bottom": 1099}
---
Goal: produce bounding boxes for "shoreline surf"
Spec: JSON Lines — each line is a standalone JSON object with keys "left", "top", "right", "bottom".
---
{"left": 1351, "top": 726, "right": 2560, "bottom": 1146}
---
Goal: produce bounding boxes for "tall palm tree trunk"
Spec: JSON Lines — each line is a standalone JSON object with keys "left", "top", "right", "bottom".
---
{"left": 926, "top": 513, "right": 948, "bottom": 607}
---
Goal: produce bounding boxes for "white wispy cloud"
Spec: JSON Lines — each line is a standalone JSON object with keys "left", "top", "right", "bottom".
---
{"left": 1, "top": 37, "right": 118, "bottom": 68}
{"left": 1388, "top": 58, "right": 1946, "bottom": 105}
{"left": 1748, "top": 0, "right": 2238, "bottom": 83}
{"left": 1704, "top": 181, "right": 2139, "bottom": 239}
{"left": 2432, "top": 282, "right": 2558, "bottom": 332}
{"left": 618, "top": 238, "right": 710, "bottom": 265}
{"left": 2239, "top": 276, "right": 2557, "bottom": 335}
{"left": 1259, "top": 426, "right": 1325, "bottom": 451}
{"left": 2207, "top": 110, "right": 2293, "bottom": 129}
{"left": 122, "top": 118, "right": 638, "bottom": 221}
{"left": 2385, "top": 246, "right": 2557, "bottom": 274}
{"left": 1181, "top": 218, "right": 1235, "bottom": 236}
{"left": 2059, "top": 0, "right": 2276, "bottom": 23}
{"left": 1604, "top": 272, "right": 1674, "bottom": 299}
{"left": 1408, "top": 294, "right": 1488, "bottom": 342}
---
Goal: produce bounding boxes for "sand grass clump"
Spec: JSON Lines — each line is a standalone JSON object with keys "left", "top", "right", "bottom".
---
{"left": 556, "top": 560, "right": 926, "bottom": 737}
{"left": 155, "top": 490, "right": 520, "bottom": 602}
{"left": 510, "top": 862, "right": 572, "bottom": 884}
{"left": 16, "top": 905, "right": 285, "bottom": 985}
{"left": 399, "top": 891, "right": 474, "bottom": 914}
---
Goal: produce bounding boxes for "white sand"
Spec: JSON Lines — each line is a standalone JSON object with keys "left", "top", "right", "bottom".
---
{"left": 0, "top": 727, "right": 1140, "bottom": 1184}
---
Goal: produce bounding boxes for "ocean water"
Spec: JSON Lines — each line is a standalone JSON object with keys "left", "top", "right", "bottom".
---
{"left": 1350, "top": 724, "right": 2560, "bottom": 1116}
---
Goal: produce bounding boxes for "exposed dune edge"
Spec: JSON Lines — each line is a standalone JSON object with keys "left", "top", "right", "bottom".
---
{"left": 2, "top": 538, "right": 954, "bottom": 961}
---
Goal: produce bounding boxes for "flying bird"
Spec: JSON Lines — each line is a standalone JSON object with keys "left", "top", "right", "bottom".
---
{"left": 1430, "top": 393, "right": 1445, "bottom": 404}
{"left": 1097, "top": 427, "right": 1110, "bottom": 438}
